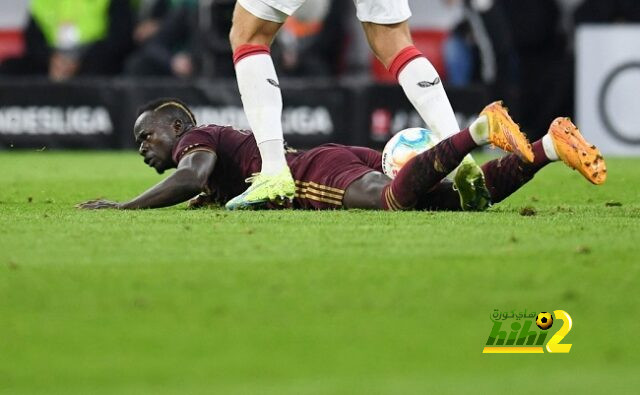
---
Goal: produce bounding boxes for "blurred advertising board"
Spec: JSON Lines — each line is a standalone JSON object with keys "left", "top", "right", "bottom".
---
{"left": 0, "top": 78, "right": 350, "bottom": 150}
{"left": 0, "top": 78, "right": 485, "bottom": 150}
{"left": 577, "top": 25, "right": 640, "bottom": 155}
{"left": 361, "top": 83, "right": 487, "bottom": 148}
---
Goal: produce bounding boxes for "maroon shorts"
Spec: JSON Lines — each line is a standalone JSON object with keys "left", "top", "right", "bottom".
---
{"left": 287, "top": 144, "right": 381, "bottom": 210}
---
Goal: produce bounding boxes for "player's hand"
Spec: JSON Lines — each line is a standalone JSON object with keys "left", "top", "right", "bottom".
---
{"left": 187, "top": 193, "right": 213, "bottom": 209}
{"left": 76, "top": 199, "right": 122, "bottom": 210}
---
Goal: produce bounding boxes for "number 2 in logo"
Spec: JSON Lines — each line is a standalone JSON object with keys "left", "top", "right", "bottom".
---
{"left": 546, "top": 310, "right": 573, "bottom": 353}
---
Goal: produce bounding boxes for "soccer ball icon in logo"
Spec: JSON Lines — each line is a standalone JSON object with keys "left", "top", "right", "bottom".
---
{"left": 536, "top": 312, "right": 554, "bottom": 330}
{"left": 382, "top": 128, "right": 439, "bottom": 179}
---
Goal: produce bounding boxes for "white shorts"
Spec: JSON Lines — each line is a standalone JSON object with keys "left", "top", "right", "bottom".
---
{"left": 237, "top": 0, "right": 411, "bottom": 24}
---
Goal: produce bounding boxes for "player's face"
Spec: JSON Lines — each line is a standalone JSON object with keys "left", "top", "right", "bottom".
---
{"left": 134, "top": 113, "right": 176, "bottom": 174}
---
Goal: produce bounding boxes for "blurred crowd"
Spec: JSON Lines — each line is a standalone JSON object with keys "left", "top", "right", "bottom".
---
{"left": 5, "top": 0, "right": 640, "bottom": 81}
{"left": 0, "top": 0, "right": 341, "bottom": 80}
{"left": 1, "top": 0, "right": 640, "bottom": 133}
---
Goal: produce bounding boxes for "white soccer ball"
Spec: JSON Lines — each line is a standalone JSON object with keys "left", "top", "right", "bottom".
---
{"left": 382, "top": 127, "right": 440, "bottom": 178}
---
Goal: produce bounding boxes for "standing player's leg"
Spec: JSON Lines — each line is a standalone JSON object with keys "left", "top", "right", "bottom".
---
{"left": 355, "top": 0, "right": 488, "bottom": 200}
{"left": 361, "top": 21, "right": 459, "bottom": 140}
{"left": 226, "top": 0, "right": 304, "bottom": 210}
{"left": 344, "top": 102, "right": 534, "bottom": 210}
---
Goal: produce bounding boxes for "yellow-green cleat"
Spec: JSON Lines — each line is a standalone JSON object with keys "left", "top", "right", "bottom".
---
{"left": 454, "top": 158, "right": 491, "bottom": 211}
{"left": 225, "top": 167, "right": 296, "bottom": 210}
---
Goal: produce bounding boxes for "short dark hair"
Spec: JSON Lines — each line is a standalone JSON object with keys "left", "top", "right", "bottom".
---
{"left": 136, "top": 98, "right": 197, "bottom": 126}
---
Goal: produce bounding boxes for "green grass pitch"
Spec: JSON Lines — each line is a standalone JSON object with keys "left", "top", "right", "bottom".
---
{"left": 1, "top": 151, "right": 639, "bottom": 394}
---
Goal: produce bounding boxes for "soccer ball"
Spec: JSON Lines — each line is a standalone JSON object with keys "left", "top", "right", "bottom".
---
{"left": 382, "top": 128, "right": 439, "bottom": 178}
{"left": 536, "top": 312, "right": 554, "bottom": 330}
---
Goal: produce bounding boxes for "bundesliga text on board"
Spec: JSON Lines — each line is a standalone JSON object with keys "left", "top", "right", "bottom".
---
{"left": 0, "top": 106, "right": 113, "bottom": 135}
{"left": 483, "top": 309, "right": 573, "bottom": 354}
{"left": 192, "top": 106, "right": 334, "bottom": 136}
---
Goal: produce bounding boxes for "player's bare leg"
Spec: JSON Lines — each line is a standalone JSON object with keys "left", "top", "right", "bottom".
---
{"left": 226, "top": 1, "right": 296, "bottom": 210}
{"left": 361, "top": 20, "right": 490, "bottom": 209}
{"left": 345, "top": 102, "right": 533, "bottom": 210}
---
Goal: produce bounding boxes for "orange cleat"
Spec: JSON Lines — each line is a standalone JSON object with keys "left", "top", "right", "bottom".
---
{"left": 480, "top": 101, "right": 535, "bottom": 163}
{"left": 548, "top": 117, "right": 607, "bottom": 185}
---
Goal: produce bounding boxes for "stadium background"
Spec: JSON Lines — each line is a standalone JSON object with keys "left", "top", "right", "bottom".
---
{"left": 1, "top": 1, "right": 639, "bottom": 394}
{"left": 2, "top": 0, "right": 639, "bottom": 153}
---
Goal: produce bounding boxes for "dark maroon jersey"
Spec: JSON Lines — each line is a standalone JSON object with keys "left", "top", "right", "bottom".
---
{"left": 172, "top": 125, "right": 264, "bottom": 204}
{"left": 172, "top": 125, "right": 381, "bottom": 209}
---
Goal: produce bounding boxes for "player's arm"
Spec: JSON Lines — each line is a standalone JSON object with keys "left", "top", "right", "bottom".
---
{"left": 79, "top": 150, "right": 216, "bottom": 210}
{"left": 120, "top": 150, "right": 216, "bottom": 209}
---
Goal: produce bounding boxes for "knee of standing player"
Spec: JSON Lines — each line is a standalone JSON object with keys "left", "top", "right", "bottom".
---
{"left": 229, "top": 24, "right": 250, "bottom": 50}
{"left": 363, "top": 22, "right": 413, "bottom": 67}
{"left": 229, "top": 11, "right": 280, "bottom": 50}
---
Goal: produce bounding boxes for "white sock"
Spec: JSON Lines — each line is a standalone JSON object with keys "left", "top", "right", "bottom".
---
{"left": 397, "top": 56, "right": 478, "bottom": 176}
{"left": 258, "top": 139, "right": 287, "bottom": 175}
{"left": 398, "top": 57, "right": 461, "bottom": 139}
{"left": 542, "top": 134, "right": 559, "bottom": 161}
{"left": 235, "top": 53, "right": 288, "bottom": 175}
{"left": 469, "top": 115, "right": 490, "bottom": 145}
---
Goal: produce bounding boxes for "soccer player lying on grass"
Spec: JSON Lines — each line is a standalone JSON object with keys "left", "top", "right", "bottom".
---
{"left": 77, "top": 98, "right": 606, "bottom": 211}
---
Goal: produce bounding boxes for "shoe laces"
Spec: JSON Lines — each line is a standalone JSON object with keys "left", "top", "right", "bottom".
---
{"left": 245, "top": 173, "right": 262, "bottom": 184}
{"left": 493, "top": 123, "right": 515, "bottom": 150}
